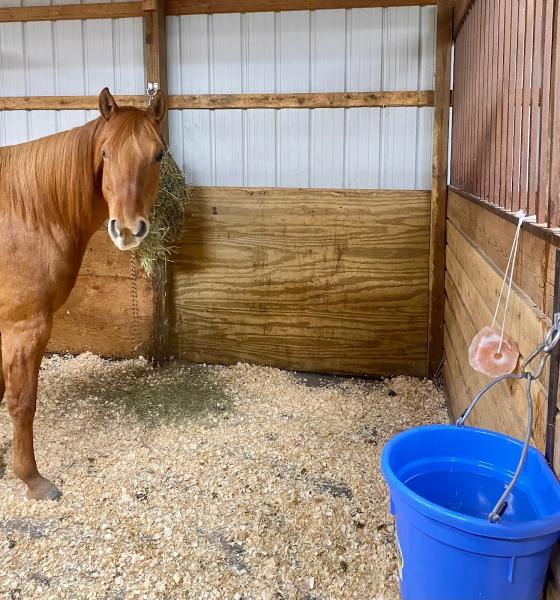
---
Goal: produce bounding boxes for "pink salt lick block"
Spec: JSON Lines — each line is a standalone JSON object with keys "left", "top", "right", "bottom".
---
{"left": 468, "top": 326, "right": 520, "bottom": 377}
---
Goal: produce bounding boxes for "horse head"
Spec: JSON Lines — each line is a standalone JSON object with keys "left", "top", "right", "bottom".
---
{"left": 98, "top": 87, "right": 167, "bottom": 251}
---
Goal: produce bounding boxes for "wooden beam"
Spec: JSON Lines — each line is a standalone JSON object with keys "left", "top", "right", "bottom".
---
{"left": 165, "top": 0, "right": 436, "bottom": 15}
{"left": 453, "top": 0, "right": 475, "bottom": 38}
{"left": 169, "top": 90, "right": 434, "bottom": 109}
{"left": 143, "top": 0, "right": 169, "bottom": 367}
{"left": 0, "top": 95, "right": 146, "bottom": 111}
{"left": 449, "top": 186, "right": 560, "bottom": 248}
{"left": 0, "top": 91, "right": 434, "bottom": 111}
{"left": 427, "top": 0, "right": 453, "bottom": 377}
{"left": 0, "top": 1, "right": 143, "bottom": 23}
{"left": 0, "top": 0, "right": 437, "bottom": 23}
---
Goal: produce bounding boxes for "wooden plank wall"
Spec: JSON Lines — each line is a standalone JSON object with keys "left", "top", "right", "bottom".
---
{"left": 47, "top": 231, "right": 153, "bottom": 358}
{"left": 444, "top": 190, "right": 554, "bottom": 451}
{"left": 170, "top": 187, "right": 431, "bottom": 376}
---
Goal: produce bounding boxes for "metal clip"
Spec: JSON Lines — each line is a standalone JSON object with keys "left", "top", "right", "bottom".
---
{"left": 543, "top": 313, "right": 560, "bottom": 353}
{"left": 146, "top": 82, "right": 159, "bottom": 105}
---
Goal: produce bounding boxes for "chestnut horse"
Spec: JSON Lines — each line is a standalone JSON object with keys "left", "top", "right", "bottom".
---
{"left": 0, "top": 88, "right": 167, "bottom": 500}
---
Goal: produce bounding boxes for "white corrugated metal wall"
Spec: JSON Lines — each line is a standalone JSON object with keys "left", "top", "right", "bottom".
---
{"left": 167, "top": 7, "right": 436, "bottom": 189}
{"left": 0, "top": 5, "right": 436, "bottom": 190}
{"left": 0, "top": 0, "right": 144, "bottom": 144}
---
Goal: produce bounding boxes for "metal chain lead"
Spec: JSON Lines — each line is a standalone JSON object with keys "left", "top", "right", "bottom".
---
{"left": 130, "top": 256, "right": 140, "bottom": 353}
{"left": 456, "top": 313, "right": 560, "bottom": 523}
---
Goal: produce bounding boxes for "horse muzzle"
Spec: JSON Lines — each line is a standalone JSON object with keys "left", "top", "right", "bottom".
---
{"left": 108, "top": 218, "right": 150, "bottom": 251}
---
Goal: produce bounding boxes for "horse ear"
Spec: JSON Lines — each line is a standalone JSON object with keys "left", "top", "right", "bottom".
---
{"left": 99, "top": 87, "right": 118, "bottom": 121}
{"left": 147, "top": 90, "right": 167, "bottom": 124}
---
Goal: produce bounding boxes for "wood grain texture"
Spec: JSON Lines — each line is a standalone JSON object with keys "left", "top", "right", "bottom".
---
{"left": 166, "top": 0, "right": 436, "bottom": 15}
{"left": 449, "top": 186, "right": 560, "bottom": 249}
{"left": 443, "top": 220, "right": 550, "bottom": 450}
{"left": 0, "top": 96, "right": 147, "bottom": 111}
{"left": 427, "top": 0, "right": 453, "bottom": 376}
{"left": 452, "top": 0, "right": 474, "bottom": 37}
{"left": 170, "top": 187, "right": 430, "bottom": 377}
{"left": 144, "top": 0, "right": 169, "bottom": 365}
{"left": 0, "top": 91, "right": 434, "bottom": 112}
{"left": 448, "top": 190, "right": 556, "bottom": 315}
{"left": 169, "top": 91, "right": 435, "bottom": 109}
{"left": 0, "top": 0, "right": 437, "bottom": 22}
{"left": 47, "top": 231, "right": 153, "bottom": 358}
{"left": 0, "top": 1, "right": 143, "bottom": 22}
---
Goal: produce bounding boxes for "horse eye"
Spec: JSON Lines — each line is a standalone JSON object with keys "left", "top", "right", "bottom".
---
{"left": 155, "top": 151, "right": 164, "bottom": 163}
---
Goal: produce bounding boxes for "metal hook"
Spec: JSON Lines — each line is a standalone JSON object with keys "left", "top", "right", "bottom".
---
{"left": 458, "top": 313, "right": 560, "bottom": 523}
{"left": 146, "top": 82, "right": 159, "bottom": 105}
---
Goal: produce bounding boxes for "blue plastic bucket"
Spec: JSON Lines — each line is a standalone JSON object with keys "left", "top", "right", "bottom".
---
{"left": 381, "top": 425, "right": 560, "bottom": 600}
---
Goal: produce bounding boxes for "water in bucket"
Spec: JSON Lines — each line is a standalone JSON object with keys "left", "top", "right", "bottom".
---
{"left": 381, "top": 425, "right": 560, "bottom": 600}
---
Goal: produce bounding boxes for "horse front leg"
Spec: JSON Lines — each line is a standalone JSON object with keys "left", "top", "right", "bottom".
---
{"left": 2, "top": 316, "right": 61, "bottom": 500}
{"left": 0, "top": 337, "right": 4, "bottom": 403}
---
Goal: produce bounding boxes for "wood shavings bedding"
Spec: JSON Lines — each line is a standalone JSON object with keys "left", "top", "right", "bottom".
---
{"left": 0, "top": 354, "right": 447, "bottom": 599}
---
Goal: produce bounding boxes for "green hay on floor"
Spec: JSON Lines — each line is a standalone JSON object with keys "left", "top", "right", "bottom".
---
{"left": 133, "top": 149, "right": 190, "bottom": 276}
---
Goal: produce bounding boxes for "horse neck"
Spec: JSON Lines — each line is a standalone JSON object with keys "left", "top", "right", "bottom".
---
{"left": 0, "top": 117, "right": 108, "bottom": 245}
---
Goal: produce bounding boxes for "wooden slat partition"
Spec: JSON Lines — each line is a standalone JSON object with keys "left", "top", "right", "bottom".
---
{"left": 444, "top": 190, "right": 551, "bottom": 450}
{"left": 0, "top": 91, "right": 434, "bottom": 112}
{"left": 451, "top": 0, "right": 560, "bottom": 230}
{"left": 170, "top": 187, "right": 431, "bottom": 377}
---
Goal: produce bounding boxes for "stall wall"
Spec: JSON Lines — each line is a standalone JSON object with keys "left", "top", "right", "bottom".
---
{"left": 0, "top": 5, "right": 437, "bottom": 373}
{"left": 167, "top": 6, "right": 437, "bottom": 375}
{"left": 167, "top": 7, "right": 436, "bottom": 189}
{"left": 443, "top": 190, "right": 553, "bottom": 451}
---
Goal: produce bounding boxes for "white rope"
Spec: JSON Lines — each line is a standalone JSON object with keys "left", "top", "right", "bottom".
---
{"left": 491, "top": 210, "right": 526, "bottom": 353}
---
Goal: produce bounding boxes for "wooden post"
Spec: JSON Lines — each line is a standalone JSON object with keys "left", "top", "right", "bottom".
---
{"left": 427, "top": 0, "right": 453, "bottom": 377}
{"left": 143, "top": 0, "right": 169, "bottom": 366}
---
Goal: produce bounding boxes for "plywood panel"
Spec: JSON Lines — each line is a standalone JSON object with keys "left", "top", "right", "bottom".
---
{"left": 47, "top": 231, "right": 153, "bottom": 358}
{"left": 444, "top": 266, "right": 546, "bottom": 449}
{"left": 170, "top": 187, "right": 430, "bottom": 376}
{"left": 443, "top": 218, "right": 551, "bottom": 451}
{"left": 448, "top": 190, "right": 556, "bottom": 314}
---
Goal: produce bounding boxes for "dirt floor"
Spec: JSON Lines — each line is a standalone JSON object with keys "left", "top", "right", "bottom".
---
{"left": 0, "top": 354, "right": 447, "bottom": 599}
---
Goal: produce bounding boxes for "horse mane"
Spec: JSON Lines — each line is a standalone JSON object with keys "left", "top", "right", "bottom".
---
{"left": 0, "top": 108, "right": 162, "bottom": 237}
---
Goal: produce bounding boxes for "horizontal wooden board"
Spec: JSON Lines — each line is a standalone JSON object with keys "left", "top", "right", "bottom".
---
{"left": 447, "top": 222, "right": 551, "bottom": 381}
{"left": 170, "top": 187, "right": 430, "bottom": 376}
{"left": 444, "top": 220, "right": 550, "bottom": 450}
{"left": 444, "top": 269, "right": 547, "bottom": 449}
{"left": 0, "top": 0, "right": 436, "bottom": 23}
{"left": 170, "top": 91, "right": 434, "bottom": 109}
{"left": 0, "top": 1, "right": 143, "bottom": 22}
{"left": 448, "top": 190, "right": 556, "bottom": 314}
{"left": 449, "top": 187, "right": 560, "bottom": 248}
{"left": 0, "top": 91, "right": 434, "bottom": 112}
{"left": 47, "top": 231, "right": 153, "bottom": 358}
{"left": 165, "top": 0, "right": 437, "bottom": 16}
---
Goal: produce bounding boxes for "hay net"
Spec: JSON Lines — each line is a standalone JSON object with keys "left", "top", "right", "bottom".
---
{"left": 133, "top": 149, "right": 190, "bottom": 276}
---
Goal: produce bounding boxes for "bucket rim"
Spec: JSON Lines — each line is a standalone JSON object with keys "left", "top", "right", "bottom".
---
{"left": 381, "top": 424, "right": 560, "bottom": 540}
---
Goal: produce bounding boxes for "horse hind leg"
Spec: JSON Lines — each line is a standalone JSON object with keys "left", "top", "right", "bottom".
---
{"left": 2, "top": 317, "right": 61, "bottom": 501}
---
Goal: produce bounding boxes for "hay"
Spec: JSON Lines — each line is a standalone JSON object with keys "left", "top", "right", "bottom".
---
{"left": 0, "top": 356, "right": 448, "bottom": 599}
{"left": 133, "top": 149, "right": 189, "bottom": 276}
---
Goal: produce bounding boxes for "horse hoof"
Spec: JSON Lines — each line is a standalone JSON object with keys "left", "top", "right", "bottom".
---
{"left": 27, "top": 478, "right": 62, "bottom": 501}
